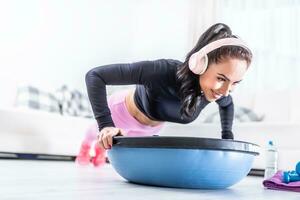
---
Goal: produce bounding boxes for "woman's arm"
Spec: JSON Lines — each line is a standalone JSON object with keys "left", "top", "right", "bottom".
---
{"left": 85, "top": 60, "right": 165, "bottom": 131}
{"left": 216, "top": 95, "right": 234, "bottom": 139}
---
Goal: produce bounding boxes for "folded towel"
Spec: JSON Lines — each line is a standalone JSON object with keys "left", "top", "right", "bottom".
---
{"left": 263, "top": 171, "right": 300, "bottom": 192}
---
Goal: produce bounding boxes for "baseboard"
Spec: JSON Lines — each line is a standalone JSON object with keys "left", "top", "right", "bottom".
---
{"left": 0, "top": 151, "right": 75, "bottom": 161}
{"left": 248, "top": 168, "right": 264, "bottom": 177}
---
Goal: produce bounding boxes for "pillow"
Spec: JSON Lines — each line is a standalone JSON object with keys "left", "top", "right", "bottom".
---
{"left": 56, "top": 85, "right": 93, "bottom": 118}
{"left": 15, "top": 85, "right": 60, "bottom": 113}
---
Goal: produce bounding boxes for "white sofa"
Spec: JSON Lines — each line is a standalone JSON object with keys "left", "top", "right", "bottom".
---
{"left": 0, "top": 107, "right": 95, "bottom": 157}
{"left": 0, "top": 106, "right": 299, "bottom": 171}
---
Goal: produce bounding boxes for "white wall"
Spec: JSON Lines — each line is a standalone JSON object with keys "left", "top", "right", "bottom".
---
{"left": 0, "top": 0, "right": 191, "bottom": 108}
{"left": 2, "top": 0, "right": 299, "bottom": 123}
{"left": 212, "top": 1, "right": 300, "bottom": 122}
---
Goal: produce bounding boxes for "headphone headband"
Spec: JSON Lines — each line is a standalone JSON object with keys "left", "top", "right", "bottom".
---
{"left": 188, "top": 38, "right": 251, "bottom": 75}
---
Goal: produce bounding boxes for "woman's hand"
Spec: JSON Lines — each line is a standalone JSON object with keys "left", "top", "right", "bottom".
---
{"left": 97, "top": 127, "right": 125, "bottom": 149}
{"left": 221, "top": 130, "right": 234, "bottom": 139}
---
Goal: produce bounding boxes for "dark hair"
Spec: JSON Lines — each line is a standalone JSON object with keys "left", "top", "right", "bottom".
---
{"left": 176, "top": 23, "right": 253, "bottom": 118}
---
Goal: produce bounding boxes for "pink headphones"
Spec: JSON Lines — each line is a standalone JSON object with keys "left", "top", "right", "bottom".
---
{"left": 188, "top": 38, "right": 250, "bottom": 75}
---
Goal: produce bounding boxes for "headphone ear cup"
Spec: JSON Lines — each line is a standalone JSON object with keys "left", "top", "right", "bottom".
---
{"left": 188, "top": 53, "right": 208, "bottom": 75}
{"left": 198, "top": 54, "right": 208, "bottom": 75}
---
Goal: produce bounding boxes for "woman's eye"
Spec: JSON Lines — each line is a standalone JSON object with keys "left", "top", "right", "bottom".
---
{"left": 217, "top": 77, "right": 226, "bottom": 82}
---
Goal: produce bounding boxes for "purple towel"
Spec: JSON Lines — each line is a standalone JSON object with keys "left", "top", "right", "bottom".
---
{"left": 263, "top": 171, "right": 300, "bottom": 192}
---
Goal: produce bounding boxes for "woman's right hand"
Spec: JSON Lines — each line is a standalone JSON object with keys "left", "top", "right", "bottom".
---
{"left": 97, "top": 127, "right": 125, "bottom": 149}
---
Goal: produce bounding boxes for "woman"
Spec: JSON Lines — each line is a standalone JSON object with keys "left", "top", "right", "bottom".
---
{"left": 76, "top": 23, "right": 252, "bottom": 166}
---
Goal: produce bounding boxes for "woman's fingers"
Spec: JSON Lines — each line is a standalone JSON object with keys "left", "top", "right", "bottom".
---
{"left": 98, "top": 129, "right": 109, "bottom": 149}
{"left": 98, "top": 127, "right": 124, "bottom": 149}
{"left": 97, "top": 132, "right": 105, "bottom": 149}
{"left": 102, "top": 135, "right": 110, "bottom": 149}
{"left": 108, "top": 128, "right": 122, "bottom": 147}
{"left": 103, "top": 132, "right": 113, "bottom": 149}
{"left": 107, "top": 129, "right": 117, "bottom": 147}
{"left": 119, "top": 128, "right": 125, "bottom": 136}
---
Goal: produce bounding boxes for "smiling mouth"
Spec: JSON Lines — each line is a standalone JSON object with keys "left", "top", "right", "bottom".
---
{"left": 211, "top": 90, "right": 222, "bottom": 99}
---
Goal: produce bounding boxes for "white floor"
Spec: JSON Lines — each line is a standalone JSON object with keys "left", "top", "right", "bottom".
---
{"left": 0, "top": 160, "right": 299, "bottom": 200}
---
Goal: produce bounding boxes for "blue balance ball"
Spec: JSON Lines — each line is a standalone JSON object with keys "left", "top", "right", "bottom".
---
{"left": 107, "top": 136, "right": 259, "bottom": 189}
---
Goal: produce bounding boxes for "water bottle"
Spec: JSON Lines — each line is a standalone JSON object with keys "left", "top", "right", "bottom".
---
{"left": 264, "top": 141, "right": 278, "bottom": 180}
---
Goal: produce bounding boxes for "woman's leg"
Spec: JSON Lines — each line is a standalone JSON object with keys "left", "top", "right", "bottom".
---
{"left": 77, "top": 89, "right": 164, "bottom": 166}
{"left": 91, "top": 142, "right": 107, "bottom": 167}
{"left": 75, "top": 124, "right": 98, "bottom": 165}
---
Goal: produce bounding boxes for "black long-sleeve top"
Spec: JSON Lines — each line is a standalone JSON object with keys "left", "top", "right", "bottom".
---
{"left": 85, "top": 59, "right": 234, "bottom": 138}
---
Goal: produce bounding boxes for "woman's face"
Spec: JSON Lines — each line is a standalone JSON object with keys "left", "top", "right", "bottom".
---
{"left": 199, "top": 58, "right": 248, "bottom": 102}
